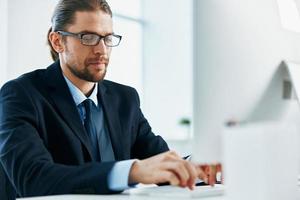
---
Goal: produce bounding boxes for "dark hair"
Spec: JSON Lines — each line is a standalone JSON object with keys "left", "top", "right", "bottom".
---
{"left": 47, "top": 0, "right": 113, "bottom": 61}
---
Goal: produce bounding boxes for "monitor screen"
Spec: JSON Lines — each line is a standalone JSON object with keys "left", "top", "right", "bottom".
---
{"left": 192, "top": 0, "right": 300, "bottom": 163}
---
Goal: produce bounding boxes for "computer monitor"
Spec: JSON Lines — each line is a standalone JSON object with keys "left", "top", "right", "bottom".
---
{"left": 192, "top": 0, "right": 300, "bottom": 163}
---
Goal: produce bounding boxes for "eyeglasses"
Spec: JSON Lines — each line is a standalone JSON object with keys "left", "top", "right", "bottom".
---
{"left": 57, "top": 31, "right": 122, "bottom": 47}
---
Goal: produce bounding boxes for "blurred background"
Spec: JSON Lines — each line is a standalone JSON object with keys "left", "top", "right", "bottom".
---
{"left": 0, "top": 0, "right": 194, "bottom": 155}
{"left": 1, "top": 0, "right": 300, "bottom": 158}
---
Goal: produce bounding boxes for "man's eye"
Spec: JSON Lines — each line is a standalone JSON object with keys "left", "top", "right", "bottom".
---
{"left": 105, "top": 36, "right": 113, "bottom": 42}
{"left": 83, "top": 34, "right": 97, "bottom": 41}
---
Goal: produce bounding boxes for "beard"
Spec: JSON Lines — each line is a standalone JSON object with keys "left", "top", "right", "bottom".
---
{"left": 64, "top": 44, "right": 109, "bottom": 83}
{"left": 67, "top": 62, "right": 107, "bottom": 83}
{"left": 65, "top": 50, "right": 109, "bottom": 82}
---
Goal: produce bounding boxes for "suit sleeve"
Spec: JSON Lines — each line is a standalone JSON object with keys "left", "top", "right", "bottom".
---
{"left": 0, "top": 80, "right": 119, "bottom": 197}
{"left": 130, "top": 89, "right": 169, "bottom": 159}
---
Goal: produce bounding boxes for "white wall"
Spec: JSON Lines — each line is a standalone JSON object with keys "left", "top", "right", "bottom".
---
{"left": 142, "top": 0, "right": 193, "bottom": 142}
{"left": 106, "top": 16, "right": 144, "bottom": 100}
{"left": 0, "top": 0, "right": 8, "bottom": 87}
{"left": 7, "top": 0, "right": 57, "bottom": 80}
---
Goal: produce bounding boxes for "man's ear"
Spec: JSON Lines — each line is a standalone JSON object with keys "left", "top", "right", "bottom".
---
{"left": 49, "top": 32, "right": 64, "bottom": 53}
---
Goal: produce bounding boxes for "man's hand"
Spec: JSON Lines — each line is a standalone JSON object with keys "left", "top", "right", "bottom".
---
{"left": 128, "top": 151, "right": 221, "bottom": 190}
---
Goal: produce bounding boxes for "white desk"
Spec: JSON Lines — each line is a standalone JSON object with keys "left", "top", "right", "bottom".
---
{"left": 19, "top": 185, "right": 224, "bottom": 200}
{"left": 18, "top": 187, "right": 300, "bottom": 200}
{"left": 20, "top": 194, "right": 223, "bottom": 200}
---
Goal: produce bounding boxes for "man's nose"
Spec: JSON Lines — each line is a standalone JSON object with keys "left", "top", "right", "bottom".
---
{"left": 93, "top": 39, "right": 107, "bottom": 55}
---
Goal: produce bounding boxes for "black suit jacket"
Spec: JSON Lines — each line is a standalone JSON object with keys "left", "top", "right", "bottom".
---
{"left": 0, "top": 61, "right": 169, "bottom": 199}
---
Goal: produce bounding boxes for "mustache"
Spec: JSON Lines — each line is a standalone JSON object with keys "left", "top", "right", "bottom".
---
{"left": 86, "top": 55, "right": 109, "bottom": 64}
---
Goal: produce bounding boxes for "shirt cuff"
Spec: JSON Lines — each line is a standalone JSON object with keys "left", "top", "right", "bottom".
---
{"left": 107, "top": 159, "right": 137, "bottom": 191}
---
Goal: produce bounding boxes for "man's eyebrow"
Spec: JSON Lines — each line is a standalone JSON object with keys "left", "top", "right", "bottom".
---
{"left": 78, "top": 30, "right": 114, "bottom": 36}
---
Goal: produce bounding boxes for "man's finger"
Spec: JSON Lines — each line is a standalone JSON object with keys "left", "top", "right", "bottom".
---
{"left": 208, "top": 165, "right": 217, "bottom": 186}
{"left": 159, "top": 171, "right": 180, "bottom": 186}
{"left": 196, "top": 166, "right": 209, "bottom": 184}
{"left": 184, "top": 162, "right": 198, "bottom": 190}
{"left": 162, "top": 161, "right": 190, "bottom": 186}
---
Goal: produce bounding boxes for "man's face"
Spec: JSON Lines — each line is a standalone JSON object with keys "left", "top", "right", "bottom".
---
{"left": 60, "top": 10, "right": 113, "bottom": 82}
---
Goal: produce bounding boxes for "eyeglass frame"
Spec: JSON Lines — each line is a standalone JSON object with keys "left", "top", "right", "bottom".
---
{"left": 56, "top": 31, "right": 122, "bottom": 47}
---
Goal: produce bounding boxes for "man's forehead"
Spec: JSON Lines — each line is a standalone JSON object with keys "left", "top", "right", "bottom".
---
{"left": 68, "top": 10, "right": 113, "bottom": 34}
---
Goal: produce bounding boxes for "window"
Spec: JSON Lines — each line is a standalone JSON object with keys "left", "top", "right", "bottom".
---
{"left": 108, "top": 0, "right": 194, "bottom": 141}
{"left": 142, "top": 0, "right": 193, "bottom": 140}
{"left": 105, "top": 0, "right": 144, "bottom": 99}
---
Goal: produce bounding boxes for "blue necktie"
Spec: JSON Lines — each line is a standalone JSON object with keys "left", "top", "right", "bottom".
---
{"left": 83, "top": 99, "right": 101, "bottom": 161}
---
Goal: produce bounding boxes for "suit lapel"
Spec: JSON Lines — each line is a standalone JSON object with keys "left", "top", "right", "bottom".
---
{"left": 98, "top": 83, "right": 126, "bottom": 160}
{"left": 44, "top": 61, "right": 94, "bottom": 159}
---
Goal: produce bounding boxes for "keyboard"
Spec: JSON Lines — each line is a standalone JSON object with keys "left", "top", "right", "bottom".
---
{"left": 127, "top": 184, "right": 225, "bottom": 198}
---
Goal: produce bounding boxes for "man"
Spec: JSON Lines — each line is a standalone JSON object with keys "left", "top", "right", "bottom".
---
{"left": 0, "top": 0, "right": 217, "bottom": 199}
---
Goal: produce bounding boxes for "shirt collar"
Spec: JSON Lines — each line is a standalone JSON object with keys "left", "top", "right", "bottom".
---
{"left": 63, "top": 75, "right": 98, "bottom": 107}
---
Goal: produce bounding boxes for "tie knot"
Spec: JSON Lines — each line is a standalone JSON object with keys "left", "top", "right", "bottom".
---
{"left": 83, "top": 99, "right": 94, "bottom": 114}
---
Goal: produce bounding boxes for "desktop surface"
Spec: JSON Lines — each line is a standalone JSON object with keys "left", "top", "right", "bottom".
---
{"left": 19, "top": 184, "right": 300, "bottom": 200}
{"left": 20, "top": 194, "right": 224, "bottom": 200}
{"left": 19, "top": 185, "right": 225, "bottom": 200}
